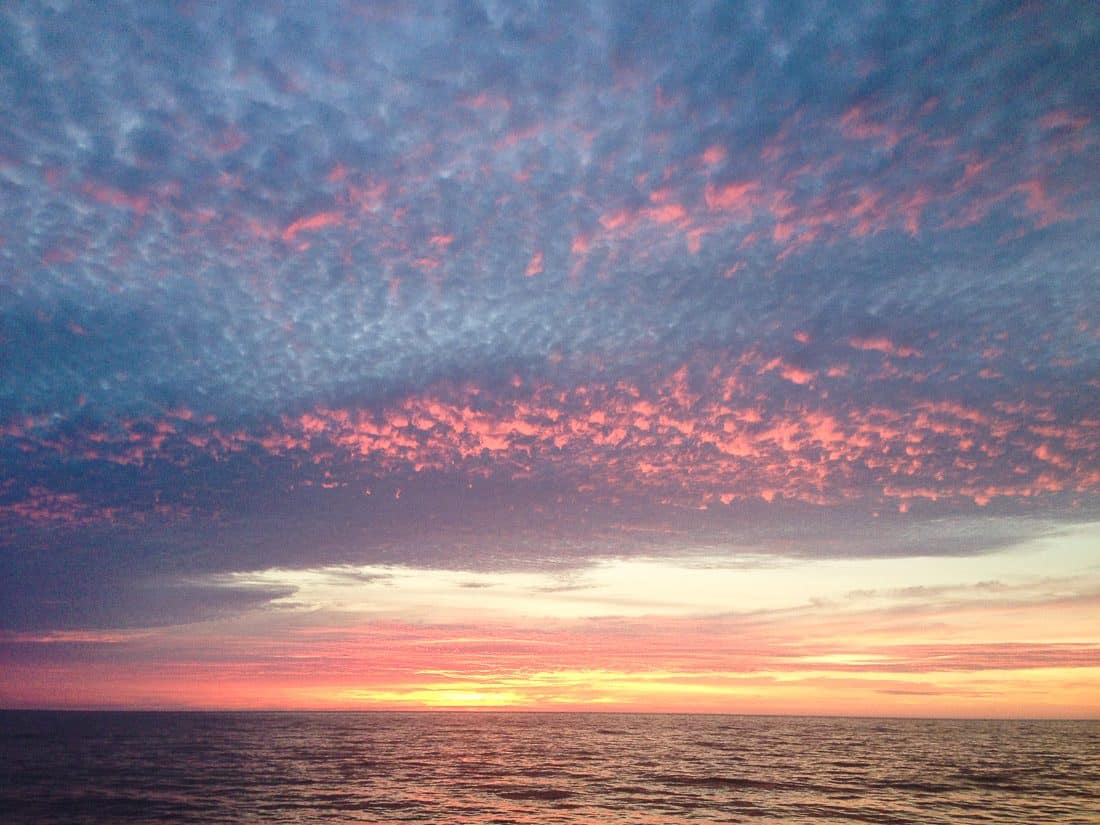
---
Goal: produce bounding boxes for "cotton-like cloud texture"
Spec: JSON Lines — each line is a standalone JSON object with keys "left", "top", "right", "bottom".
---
{"left": 1, "top": 1, "right": 1098, "bottom": 712}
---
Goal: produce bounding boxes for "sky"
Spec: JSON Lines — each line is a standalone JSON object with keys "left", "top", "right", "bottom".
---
{"left": 1, "top": 0, "right": 1099, "bottom": 716}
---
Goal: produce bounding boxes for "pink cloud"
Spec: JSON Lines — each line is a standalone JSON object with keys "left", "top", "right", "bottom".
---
{"left": 848, "top": 336, "right": 922, "bottom": 358}
{"left": 282, "top": 211, "right": 344, "bottom": 242}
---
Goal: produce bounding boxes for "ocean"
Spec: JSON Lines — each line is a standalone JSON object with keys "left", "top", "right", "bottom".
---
{"left": 1, "top": 711, "right": 1097, "bottom": 823}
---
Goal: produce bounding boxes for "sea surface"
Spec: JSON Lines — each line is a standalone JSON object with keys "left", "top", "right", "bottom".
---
{"left": 1, "top": 711, "right": 1097, "bottom": 824}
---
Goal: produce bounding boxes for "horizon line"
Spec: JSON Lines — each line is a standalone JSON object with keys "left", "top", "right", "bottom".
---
{"left": 3, "top": 707, "right": 1097, "bottom": 722}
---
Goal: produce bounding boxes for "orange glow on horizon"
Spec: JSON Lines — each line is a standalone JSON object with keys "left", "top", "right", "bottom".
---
{"left": 6, "top": 660, "right": 1099, "bottom": 719}
{"left": 4, "top": 531, "right": 1097, "bottom": 718}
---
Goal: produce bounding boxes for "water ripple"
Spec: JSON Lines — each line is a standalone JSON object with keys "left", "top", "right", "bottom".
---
{"left": 1, "top": 712, "right": 1098, "bottom": 824}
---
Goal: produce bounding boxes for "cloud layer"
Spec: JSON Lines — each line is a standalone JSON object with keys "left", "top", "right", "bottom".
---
{"left": 2, "top": 1, "right": 1099, "bottom": 632}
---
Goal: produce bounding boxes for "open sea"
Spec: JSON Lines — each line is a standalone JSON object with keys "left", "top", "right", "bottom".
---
{"left": 1, "top": 711, "right": 1097, "bottom": 824}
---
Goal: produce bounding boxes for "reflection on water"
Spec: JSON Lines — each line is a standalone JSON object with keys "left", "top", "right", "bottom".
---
{"left": 1, "top": 712, "right": 1098, "bottom": 823}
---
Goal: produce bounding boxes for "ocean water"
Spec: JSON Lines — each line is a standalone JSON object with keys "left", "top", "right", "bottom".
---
{"left": 1, "top": 712, "right": 1097, "bottom": 824}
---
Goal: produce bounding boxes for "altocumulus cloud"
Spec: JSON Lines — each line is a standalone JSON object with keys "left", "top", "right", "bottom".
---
{"left": 1, "top": 0, "right": 1098, "bottom": 630}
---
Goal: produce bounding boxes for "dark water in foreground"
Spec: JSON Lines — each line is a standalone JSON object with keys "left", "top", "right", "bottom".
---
{"left": 1, "top": 712, "right": 1098, "bottom": 824}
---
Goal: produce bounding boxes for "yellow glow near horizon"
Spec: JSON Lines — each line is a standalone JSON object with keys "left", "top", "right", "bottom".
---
{"left": 279, "top": 662, "right": 1100, "bottom": 716}
{"left": 339, "top": 688, "right": 526, "bottom": 707}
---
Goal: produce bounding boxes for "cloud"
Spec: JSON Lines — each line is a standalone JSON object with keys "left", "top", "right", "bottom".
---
{"left": 0, "top": 547, "right": 295, "bottom": 632}
{"left": 1, "top": 1, "right": 1098, "bottom": 633}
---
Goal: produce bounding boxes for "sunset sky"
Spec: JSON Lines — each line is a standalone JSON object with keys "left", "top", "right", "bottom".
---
{"left": 2, "top": 1, "right": 1099, "bottom": 717}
